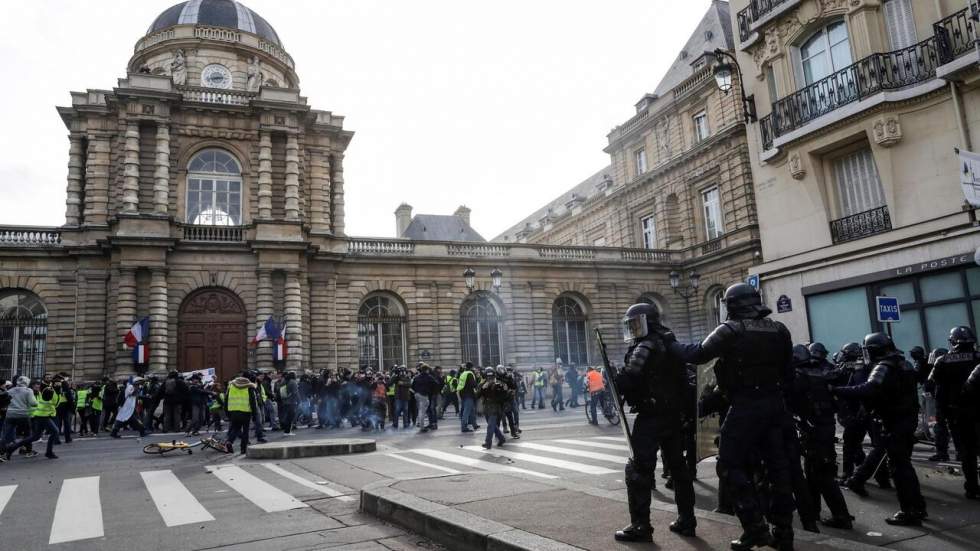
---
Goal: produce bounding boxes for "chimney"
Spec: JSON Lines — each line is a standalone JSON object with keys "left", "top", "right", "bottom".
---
{"left": 454, "top": 205, "right": 471, "bottom": 227}
{"left": 395, "top": 203, "right": 413, "bottom": 237}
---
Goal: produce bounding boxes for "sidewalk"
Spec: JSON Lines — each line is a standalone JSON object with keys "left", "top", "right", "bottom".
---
{"left": 362, "top": 472, "right": 887, "bottom": 551}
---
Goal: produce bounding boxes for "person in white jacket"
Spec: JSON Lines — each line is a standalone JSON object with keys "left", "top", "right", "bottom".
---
{"left": 109, "top": 378, "right": 148, "bottom": 438}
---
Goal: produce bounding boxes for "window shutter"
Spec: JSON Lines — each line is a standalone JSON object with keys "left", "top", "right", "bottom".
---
{"left": 833, "top": 148, "right": 886, "bottom": 217}
{"left": 884, "top": 0, "right": 916, "bottom": 50}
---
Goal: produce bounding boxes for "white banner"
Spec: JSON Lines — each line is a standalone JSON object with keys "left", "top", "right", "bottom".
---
{"left": 957, "top": 148, "right": 980, "bottom": 208}
{"left": 181, "top": 368, "right": 215, "bottom": 383}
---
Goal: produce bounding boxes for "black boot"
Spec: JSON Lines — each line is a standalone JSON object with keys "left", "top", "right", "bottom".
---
{"left": 844, "top": 477, "right": 868, "bottom": 497}
{"left": 771, "top": 525, "right": 794, "bottom": 551}
{"left": 668, "top": 517, "right": 696, "bottom": 537}
{"left": 614, "top": 523, "right": 653, "bottom": 542}
{"left": 730, "top": 523, "right": 771, "bottom": 551}
{"left": 885, "top": 511, "right": 921, "bottom": 526}
{"left": 821, "top": 515, "right": 854, "bottom": 530}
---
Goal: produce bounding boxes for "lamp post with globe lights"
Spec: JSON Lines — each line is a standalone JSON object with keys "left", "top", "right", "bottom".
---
{"left": 712, "top": 48, "right": 757, "bottom": 123}
{"left": 669, "top": 270, "right": 702, "bottom": 340}
{"left": 463, "top": 267, "right": 503, "bottom": 294}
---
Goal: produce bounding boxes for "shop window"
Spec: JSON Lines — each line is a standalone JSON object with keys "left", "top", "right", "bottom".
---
{"left": 920, "top": 271, "right": 964, "bottom": 303}
{"left": 924, "top": 303, "right": 970, "bottom": 350}
{"left": 807, "top": 287, "right": 872, "bottom": 353}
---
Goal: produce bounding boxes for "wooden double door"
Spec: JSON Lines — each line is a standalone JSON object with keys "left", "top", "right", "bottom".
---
{"left": 178, "top": 288, "right": 247, "bottom": 384}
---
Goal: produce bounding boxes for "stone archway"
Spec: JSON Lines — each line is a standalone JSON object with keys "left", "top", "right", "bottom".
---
{"left": 178, "top": 287, "right": 247, "bottom": 383}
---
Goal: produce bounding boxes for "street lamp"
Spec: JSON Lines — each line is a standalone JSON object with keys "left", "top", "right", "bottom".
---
{"left": 712, "top": 48, "right": 757, "bottom": 123}
{"left": 463, "top": 267, "right": 504, "bottom": 293}
{"left": 490, "top": 268, "right": 503, "bottom": 291}
{"left": 463, "top": 268, "right": 476, "bottom": 292}
{"left": 669, "top": 269, "right": 701, "bottom": 341}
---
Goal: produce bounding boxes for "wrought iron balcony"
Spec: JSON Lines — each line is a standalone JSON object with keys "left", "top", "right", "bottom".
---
{"left": 736, "top": 0, "right": 793, "bottom": 42}
{"left": 934, "top": 7, "right": 977, "bottom": 64}
{"left": 829, "top": 205, "right": 892, "bottom": 244}
{"left": 181, "top": 224, "right": 245, "bottom": 242}
{"left": 765, "top": 36, "right": 939, "bottom": 146}
{"left": 760, "top": 114, "right": 775, "bottom": 151}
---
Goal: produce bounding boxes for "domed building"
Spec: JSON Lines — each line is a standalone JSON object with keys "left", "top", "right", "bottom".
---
{"left": 0, "top": 1, "right": 759, "bottom": 383}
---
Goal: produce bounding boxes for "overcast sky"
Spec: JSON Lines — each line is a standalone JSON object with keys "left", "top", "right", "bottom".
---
{"left": 0, "top": 0, "right": 714, "bottom": 239}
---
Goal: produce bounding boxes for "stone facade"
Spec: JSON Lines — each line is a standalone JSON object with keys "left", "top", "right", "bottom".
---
{"left": 0, "top": 1, "right": 762, "bottom": 383}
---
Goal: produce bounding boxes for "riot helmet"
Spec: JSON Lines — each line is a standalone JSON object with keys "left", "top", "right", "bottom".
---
{"left": 621, "top": 302, "right": 661, "bottom": 343}
{"left": 723, "top": 283, "right": 770, "bottom": 320}
{"left": 927, "top": 347, "right": 948, "bottom": 366}
{"left": 792, "top": 344, "right": 811, "bottom": 367}
{"left": 909, "top": 346, "right": 926, "bottom": 361}
{"left": 862, "top": 332, "right": 895, "bottom": 362}
{"left": 807, "top": 342, "right": 829, "bottom": 362}
{"left": 495, "top": 365, "right": 506, "bottom": 377}
{"left": 840, "top": 342, "right": 862, "bottom": 362}
{"left": 949, "top": 326, "right": 977, "bottom": 350}
{"left": 483, "top": 367, "right": 496, "bottom": 379}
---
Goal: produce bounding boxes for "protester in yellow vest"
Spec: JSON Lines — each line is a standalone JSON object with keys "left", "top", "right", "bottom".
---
{"left": 89, "top": 383, "right": 103, "bottom": 435}
{"left": 75, "top": 387, "right": 90, "bottom": 437}
{"left": 8, "top": 381, "right": 62, "bottom": 459}
{"left": 224, "top": 374, "right": 258, "bottom": 454}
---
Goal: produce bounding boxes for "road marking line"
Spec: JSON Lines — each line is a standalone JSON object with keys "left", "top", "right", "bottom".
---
{"left": 49, "top": 476, "right": 103, "bottom": 544}
{"left": 594, "top": 436, "right": 627, "bottom": 442}
{"left": 386, "top": 453, "right": 462, "bottom": 474}
{"left": 0, "top": 485, "right": 15, "bottom": 517}
{"left": 553, "top": 439, "right": 630, "bottom": 452}
{"left": 510, "top": 442, "right": 627, "bottom": 463}
{"left": 140, "top": 470, "right": 215, "bottom": 527}
{"left": 407, "top": 449, "right": 557, "bottom": 479}
{"left": 209, "top": 465, "right": 308, "bottom": 513}
{"left": 460, "top": 446, "right": 617, "bottom": 474}
{"left": 260, "top": 464, "right": 356, "bottom": 502}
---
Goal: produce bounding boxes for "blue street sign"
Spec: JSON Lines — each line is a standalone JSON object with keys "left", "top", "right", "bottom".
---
{"left": 746, "top": 274, "right": 760, "bottom": 291}
{"left": 876, "top": 296, "right": 901, "bottom": 323}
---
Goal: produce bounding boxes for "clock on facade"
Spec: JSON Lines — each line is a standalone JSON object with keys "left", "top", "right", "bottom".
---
{"left": 201, "top": 64, "right": 233, "bottom": 89}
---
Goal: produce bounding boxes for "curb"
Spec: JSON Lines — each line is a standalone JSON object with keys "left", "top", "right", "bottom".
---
{"left": 360, "top": 479, "right": 584, "bottom": 551}
{"left": 245, "top": 438, "right": 375, "bottom": 459}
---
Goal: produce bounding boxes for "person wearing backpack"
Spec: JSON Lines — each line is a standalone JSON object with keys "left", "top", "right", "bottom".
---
{"left": 161, "top": 371, "right": 187, "bottom": 433}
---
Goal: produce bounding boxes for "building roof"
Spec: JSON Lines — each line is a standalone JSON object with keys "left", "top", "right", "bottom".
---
{"left": 492, "top": 167, "right": 611, "bottom": 243}
{"left": 148, "top": 0, "right": 282, "bottom": 46}
{"left": 403, "top": 215, "right": 486, "bottom": 242}
{"left": 652, "top": 0, "right": 733, "bottom": 97}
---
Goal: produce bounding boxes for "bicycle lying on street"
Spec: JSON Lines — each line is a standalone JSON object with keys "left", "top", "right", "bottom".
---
{"left": 142, "top": 436, "right": 232, "bottom": 455}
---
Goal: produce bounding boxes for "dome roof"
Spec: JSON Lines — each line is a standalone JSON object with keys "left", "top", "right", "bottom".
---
{"left": 148, "top": 0, "right": 282, "bottom": 47}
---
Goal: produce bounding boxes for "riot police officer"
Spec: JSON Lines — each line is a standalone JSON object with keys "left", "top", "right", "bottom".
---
{"left": 790, "top": 346, "right": 853, "bottom": 529}
{"left": 833, "top": 333, "right": 927, "bottom": 526}
{"left": 928, "top": 326, "right": 980, "bottom": 499}
{"left": 925, "top": 347, "right": 952, "bottom": 461}
{"left": 834, "top": 342, "right": 868, "bottom": 482}
{"left": 669, "top": 283, "right": 796, "bottom": 551}
{"left": 614, "top": 302, "right": 696, "bottom": 542}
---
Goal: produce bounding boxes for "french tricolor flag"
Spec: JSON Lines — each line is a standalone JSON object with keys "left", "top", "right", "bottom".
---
{"left": 125, "top": 317, "right": 150, "bottom": 365}
{"left": 273, "top": 323, "right": 288, "bottom": 362}
{"left": 251, "top": 316, "right": 277, "bottom": 346}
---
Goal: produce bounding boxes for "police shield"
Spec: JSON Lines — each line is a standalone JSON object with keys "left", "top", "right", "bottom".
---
{"left": 695, "top": 359, "right": 722, "bottom": 461}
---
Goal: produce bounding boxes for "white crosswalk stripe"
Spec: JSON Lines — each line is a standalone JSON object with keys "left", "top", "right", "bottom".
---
{"left": 553, "top": 438, "right": 630, "bottom": 452}
{"left": 49, "top": 476, "right": 104, "bottom": 545}
{"left": 407, "top": 448, "right": 558, "bottom": 479}
{"left": 460, "top": 446, "right": 617, "bottom": 474}
{"left": 261, "top": 463, "right": 356, "bottom": 502}
{"left": 387, "top": 452, "right": 462, "bottom": 475}
{"left": 141, "top": 470, "right": 215, "bottom": 527}
{"left": 0, "top": 485, "right": 15, "bottom": 517}
{"left": 510, "top": 442, "right": 626, "bottom": 463}
{"left": 207, "top": 465, "right": 309, "bottom": 513}
{"left": 594, "top": 436, "right": 627, "bottom": 442}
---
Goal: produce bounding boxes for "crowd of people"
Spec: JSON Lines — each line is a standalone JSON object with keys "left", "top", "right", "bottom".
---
{"left": 613, "top": 282, "right": 980, "bottom": 551}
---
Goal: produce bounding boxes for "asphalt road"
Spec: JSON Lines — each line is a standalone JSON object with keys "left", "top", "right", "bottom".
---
{"left": 0, "top": 406, "right": 977, "bottom": 550}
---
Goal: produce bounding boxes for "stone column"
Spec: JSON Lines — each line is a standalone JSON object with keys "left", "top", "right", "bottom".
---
{"left": 284, "top": 134, "right": 300, "bottom": 221}
{"left": 84, "top": 134, "right": 110, "bottom": 225}
{"left": 284, "top": 271, "right": 303, "bottom": 370}
{"left": 153, "top": 124, "right": 171, "bottom": 214}
{"left": 115, "top": 267, "right": 138, "bottom": 374}
{"left": 256, "top": 269, "right": 273, "bottom": 371}
{"left": 331, "top": 153, "right": 346, "bottom": 235}
{"left": 149, "top": 269, "right": 168, "bottom": 374}
{"left": 122, "top": 122, "right": 140, "bottom": 213}
{"left": 309, "top": 148, "right": 332, "bottom": 232}
{"left": 65, "top": 133, "right": 85, "bottom": 226}
{"left": 258, "top": 132, "right": 273, "bottom": 219}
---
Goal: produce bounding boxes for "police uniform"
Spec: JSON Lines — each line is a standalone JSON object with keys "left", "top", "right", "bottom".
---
{"left": 614, "top": 302, "right": 696, "bottom": 542}
{"left": 670, "top": 283, "right": 795, "bottom": 551}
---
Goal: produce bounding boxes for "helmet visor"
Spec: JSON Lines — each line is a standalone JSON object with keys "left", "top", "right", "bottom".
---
{"left": 622, "top": 314, "right": 648, "bottom": 342}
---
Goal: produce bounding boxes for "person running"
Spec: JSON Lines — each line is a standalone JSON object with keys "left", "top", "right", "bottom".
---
{"left": 109, "top": 378, "right": 148, "bottom": 438}
{"left": 8, "top": 380, "right": 62, "bottom": 459}
{"left": 1, "top": 377, "right": 36, "bottom": 461}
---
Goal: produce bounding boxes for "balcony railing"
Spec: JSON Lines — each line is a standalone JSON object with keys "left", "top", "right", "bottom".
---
{"left": 538, "top": 247, "right": 596, "bottom": 261}
{"left": 760, "top": 114, "right": 775, "bottom": 151}
{"left": 446, "top": 243, "right": 511, "bottom": 257}
{"left": 0, "top": 227, "right": 62, "bottom": 247}
{"left": 181, "top": 225, "right": 245, "bottom": 242}
{"left": 619, "top": 248, "right": 672, "bottom": 263}
{"left": 736, "top": 0, "right": 792, "bottom": 42}
{"left": 765, "top": 36, "right": 939, "bottom": 146}
{"left": 934, "top": 7, "right": 976, "bottom": 64}
{"left": 829, "top": 205, "right": 892, "bottom": 244}
{"left": 348, "top": 239, "right": 416, "bottom": 256}
{"left": 178, "top": 86, "right": 257, "bottom": 106}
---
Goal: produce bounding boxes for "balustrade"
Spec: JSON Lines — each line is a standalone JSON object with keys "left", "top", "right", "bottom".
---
{"left": 348, "top": 239, "right": 416, "bottom": 256}
{"left": 179, "top": 86, "right": 257, "bottom": 106}
{"left": 181, "top": 225, "right": 244, "bottom": 242}
{"left": 446, "top": 244, "right": 511, "bottom": 257}
{"left": 0, "top": 228, "right": 62, "bottom": 247}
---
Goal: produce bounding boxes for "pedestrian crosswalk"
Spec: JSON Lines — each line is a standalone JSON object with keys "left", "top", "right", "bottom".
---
{"left": 49, "top": 476, "right": 103, "bottom": 545}
{"left": 141, "top": 470, "right": 215, "bottom": 527}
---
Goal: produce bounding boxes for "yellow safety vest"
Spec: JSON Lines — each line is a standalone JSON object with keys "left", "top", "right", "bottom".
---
{"left": 32, "top": 391, "right": 59, "bottom": 418}
{"left": 456, "top": 371, "right": 472, "bottom": 392}
{"left": 76, "top": 389, "right": 89, "bottom": 410}
{"left": 533, "top": 372, "right": 546, "bottom": 387}
{"left": 227, "top": 385, "right": 251, "bottom": 413}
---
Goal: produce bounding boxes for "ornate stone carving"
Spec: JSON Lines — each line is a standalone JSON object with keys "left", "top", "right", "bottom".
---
{"left": 246, "top": 56, "right": 263, "bottom": 92}
{"left": 817, "top": 0, "right": 875, "bottom": 17}
{"left": 180, "top": 289, "right": 246, "bottom": 317}
{"left": 751, "top": 16, "right": 801, "bottom": 68}
{"left": 170, "top": 49, "right": 187, "bottom": 86}
{"left": 789, "top": 152, "right": 807, "bottom": 180}
{"left": 656, "top": 118, "right": 671, "bottom": 156}
{"left": 872, "top": 115, "right": 902, "bottom": 147}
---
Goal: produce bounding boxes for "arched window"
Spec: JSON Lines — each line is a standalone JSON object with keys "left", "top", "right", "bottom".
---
{"left": 553, "top": 296, "right": 588, "bottom": 366}
{"left": 460, "top": 294, "right": 501, "bottom": 367}
{"left": 357, "top": 294, "right": 407, "bottom": 371}
{"left": 800, "top": 21, "right": 852, "bottom": 85}
{"left": 186, "top": 149, "right": 243, "bottom": 226}
{"left": 0, "top": 290, "right": 48, "bottom": 381}
{"left": 707, "top": 287, "right": 727, "bottom": 327}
